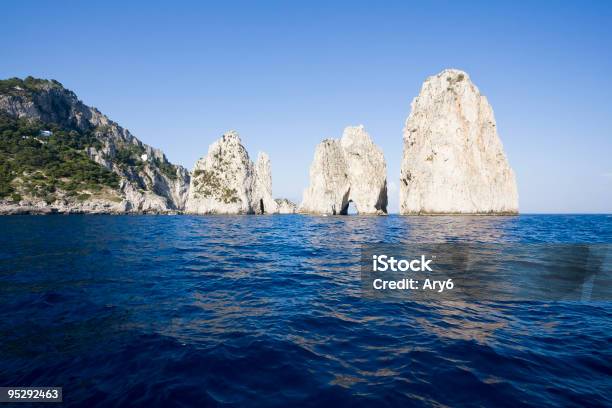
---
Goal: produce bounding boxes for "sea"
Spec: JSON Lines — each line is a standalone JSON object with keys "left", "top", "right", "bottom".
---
{"left": 0, "top": 215, "right": 610, "bottom": 407}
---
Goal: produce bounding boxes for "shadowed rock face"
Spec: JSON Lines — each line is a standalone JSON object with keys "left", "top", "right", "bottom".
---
{"left": 400, "top": 69, "right": 519, "bottom": 215}
{"left": 300, "top": 125, "right": 387, "bottom": 215}
{"left": 185, "top": 131, "right": 282, "bottom": 214}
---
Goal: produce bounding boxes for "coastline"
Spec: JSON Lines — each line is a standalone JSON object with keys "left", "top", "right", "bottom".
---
{"left": 0, "top": 203, "right": 521, "bottom": 216}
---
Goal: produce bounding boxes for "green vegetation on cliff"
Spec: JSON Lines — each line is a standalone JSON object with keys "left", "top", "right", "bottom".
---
{"left": 192, "top": 169, "right": 239, "bottom": 204}
{"left": 0, "top": 114, "right": 119, "bottom": 202}
{"left": 0, "top": 77, "right": 64, "bottom": 96}
{"left": 111, "top": 143, "right": 177, "bottom": 181}
{"left": 0, "top": 76, "right": 185, "bottom": 208}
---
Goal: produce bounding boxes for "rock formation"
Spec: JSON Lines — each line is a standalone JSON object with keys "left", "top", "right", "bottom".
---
{"left": 185, "top": 131, "right": 281, "bottom": 214}
{"left": 253, "top": 152, "right": 279, "bottom": 214}
{"left": 0, "top": 78, "right": 292, "bottom": 216}
{"left": 399, "top": 69, "right": 519, "bottom": 214}
{"left": 300, "top": 125, "right": 387, "bottom": 215}
{"left": 275, "top": 198, "right": 297, "bottom": 214}
{"left": 0, "top": 77, "right": 190, "bottom": 213}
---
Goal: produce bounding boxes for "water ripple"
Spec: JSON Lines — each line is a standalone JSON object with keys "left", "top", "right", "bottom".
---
{"left": 0, "top": 215, "right": 610, "bottom": 407}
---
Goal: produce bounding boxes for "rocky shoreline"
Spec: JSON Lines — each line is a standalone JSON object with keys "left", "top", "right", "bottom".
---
{"left": 0, "top": 69, "right": 519, "bottom": 216}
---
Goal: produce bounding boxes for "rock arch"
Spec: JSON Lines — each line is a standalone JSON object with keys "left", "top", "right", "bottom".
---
{"left": 300, "top": 126, "right": 387, "bottom": 215}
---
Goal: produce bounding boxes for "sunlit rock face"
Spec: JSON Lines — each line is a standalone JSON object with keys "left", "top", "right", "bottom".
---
{"left": 300, "top": 125, "right": 387, "bottom": 215}
{"left": 253, "top": 152, "right": 279, "bottom": 214}
{"left": 185, "top": 131, "right": 279, "bottom": 214}
{"left": 400, "top": 69, "right": 518, "bottom": 214}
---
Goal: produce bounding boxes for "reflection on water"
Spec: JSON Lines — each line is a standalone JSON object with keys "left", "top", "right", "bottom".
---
{"left": 0, "top": 215, "right": 610, "bottom": 407}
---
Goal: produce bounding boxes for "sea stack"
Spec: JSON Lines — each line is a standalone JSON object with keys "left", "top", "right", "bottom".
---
{"left": 399, "top": 69, "right": 518, "bottom": 214}
{"left": 253, "top": 152, "right": 280, "bottom": 214}
{"left": 185, "top": 131, "right": 281, "bottom": 214}
{"left": 300, "top": 125, "right": 387, "bottom": 215}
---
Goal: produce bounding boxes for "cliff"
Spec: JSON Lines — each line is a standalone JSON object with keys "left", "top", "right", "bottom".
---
{"left": 0, "top": 77, "right": 190, "bottom": 213}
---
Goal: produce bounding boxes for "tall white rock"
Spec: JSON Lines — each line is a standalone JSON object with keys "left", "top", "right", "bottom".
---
{"left": 400, "top": 69, "right": 518, "bottom": 214}
{"left": 253, "top": 152, "right": 279, "bottom": 214}
{"left": 300, "top": 139, "right": 349, "bottom": 215}
{"left": 185, "top": 131, "right": 279, "bottom": 214}
{"left": 300, "top": 125, "right": 387, "bottom": 215}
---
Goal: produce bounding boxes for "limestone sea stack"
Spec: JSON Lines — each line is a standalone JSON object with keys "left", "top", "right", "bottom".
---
{"left": 185, "top": 131, "right": 285, "bottom": 214}
{"left": 300, "top": 125, "right": 387, "bottom": 215}
{"left": 399, "top": 69, "right": 518, "bottom": 214}
{"left": 253, "top": 152, "right": 280, "bottom": 214}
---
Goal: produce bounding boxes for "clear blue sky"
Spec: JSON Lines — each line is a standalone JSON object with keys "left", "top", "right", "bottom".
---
{"left": 2, "top": 1, "right": 611, "bottom": 213}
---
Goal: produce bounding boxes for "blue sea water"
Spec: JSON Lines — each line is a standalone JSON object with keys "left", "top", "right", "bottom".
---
{"left": 0, "top": 214, "right": 610, "bottom": 407}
